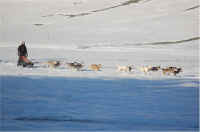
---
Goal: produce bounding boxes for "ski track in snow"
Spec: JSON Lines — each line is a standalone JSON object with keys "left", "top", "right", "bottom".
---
{"left": 42, "top": 0, "right": 147, "bottom": 19}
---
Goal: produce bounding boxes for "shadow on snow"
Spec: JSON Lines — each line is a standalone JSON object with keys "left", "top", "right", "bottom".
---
{"left": 0, "top": 76, "right": 199, "bottom": 131}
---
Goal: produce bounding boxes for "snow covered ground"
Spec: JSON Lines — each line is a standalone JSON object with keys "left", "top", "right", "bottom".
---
{"left": 0, "top": 0, "right": 199, "bottom": 131}
{"left": 0, "top": 41, "right": 199, "bottom": 79}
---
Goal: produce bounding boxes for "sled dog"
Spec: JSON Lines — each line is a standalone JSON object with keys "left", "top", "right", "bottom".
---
{"left": 149, "top": 66, "right": 161, "bottom": 72}
{"left": 117, "top": 65, "right": 133, "bottom": 72}
{"left": 139, "top": 66, "right": 152, "bottom": 74}
{"left": 162, "top": 67, "right": 182, "bottom": 76}
{"left": 66, "top": 62, "right": 84, "bottom": 71}
{"left": 43, "top": 61, "right": 60, "bottom": 68}
{"left": 89, "top": 64, "right": 102, "bottom": 71}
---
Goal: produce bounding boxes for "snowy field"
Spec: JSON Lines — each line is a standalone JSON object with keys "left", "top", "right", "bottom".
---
{"left": 0, "top": 0, "right": 199, "bottom": 131}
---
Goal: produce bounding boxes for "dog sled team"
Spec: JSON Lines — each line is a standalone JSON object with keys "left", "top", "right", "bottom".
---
{"left": 17, "top": 41, "right": 182, "bottom": 76}
{"left": 117, "top": 65, "right": 182, "bottom": 76}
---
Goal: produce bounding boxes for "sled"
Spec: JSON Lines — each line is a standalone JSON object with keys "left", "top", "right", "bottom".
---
{"left": 17, "top": 56, "right": 34, "bottom": 68}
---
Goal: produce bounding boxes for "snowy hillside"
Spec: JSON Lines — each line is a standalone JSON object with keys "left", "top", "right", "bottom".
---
{"left": 0, "top": 0, "right": 198, "bottom": 45}
{"left": 0, "top": 0, "right": 199, "bottom": 131}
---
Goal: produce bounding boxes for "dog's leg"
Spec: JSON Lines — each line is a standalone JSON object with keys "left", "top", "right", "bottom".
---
{"left": 173, "top": 72, "right": 177, "bottom": 76}
{"left": 144, "top": 69, "right": 148, "bottom": 75}
{"left": 50, "top": 65, "right": 54, "bottom": 69}
{"left": 162, "top": 71, "right": 166, "bottom": 75}
{"left": 166, "top": 71, "right": 170, "bottom": 76}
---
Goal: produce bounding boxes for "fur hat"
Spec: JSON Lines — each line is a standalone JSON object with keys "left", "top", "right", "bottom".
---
{"left": 21, "top": 41, "right": 25, "bottom": 45}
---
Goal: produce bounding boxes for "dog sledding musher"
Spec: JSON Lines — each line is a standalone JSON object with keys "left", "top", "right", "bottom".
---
{"left": 17, "top": 41, "right": 33, "bottom": 67}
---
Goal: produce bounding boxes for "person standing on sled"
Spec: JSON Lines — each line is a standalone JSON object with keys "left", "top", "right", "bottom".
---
{"left": 17, "top": 41, "right": 33, "bottom": 67}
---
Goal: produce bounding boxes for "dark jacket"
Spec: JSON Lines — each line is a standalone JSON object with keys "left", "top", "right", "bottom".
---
{"left": 18, "top": 44, "right": 28, "bottom": 57}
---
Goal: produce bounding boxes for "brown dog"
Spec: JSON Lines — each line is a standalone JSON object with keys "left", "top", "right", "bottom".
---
{"left": 162, "top": 67, "right": 182, "bottom": 76}
{"left": 89, "top": 64, "right": 102, "bottom": 71}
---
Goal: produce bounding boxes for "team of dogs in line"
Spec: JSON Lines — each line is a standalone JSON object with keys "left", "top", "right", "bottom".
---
{"left": 42, "top": 60, "right": 182, "bottom": 76}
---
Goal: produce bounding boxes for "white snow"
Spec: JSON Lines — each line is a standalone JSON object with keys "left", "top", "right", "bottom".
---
{"left": 0, "top": 40, "right": 199, "bottom": 79}
{"left": 0, "top": 0, "right": 199, "bottom": 78}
